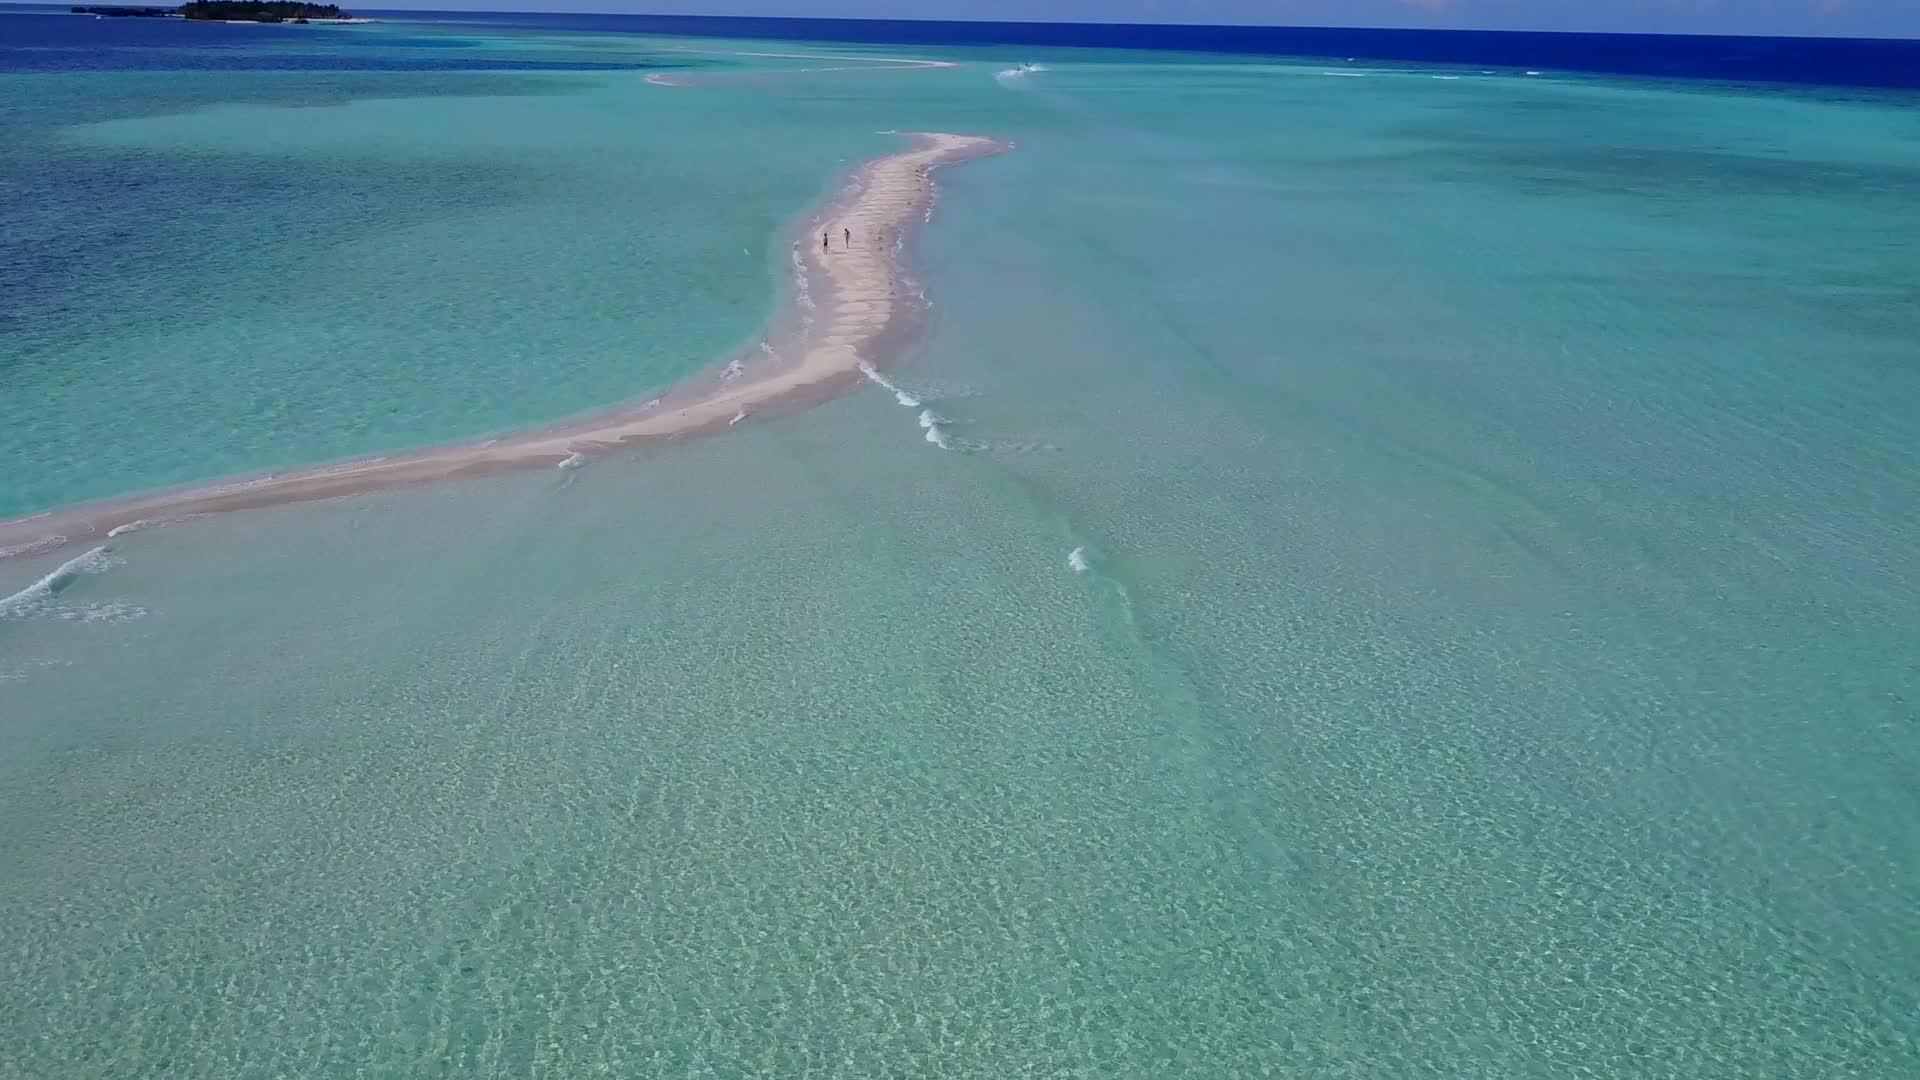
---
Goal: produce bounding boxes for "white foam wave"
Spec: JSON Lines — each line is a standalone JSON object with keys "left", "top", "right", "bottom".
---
{"left": 558, "top": 452, "right": 586, "bottom": 471}
{"left": 790, "top": 244, "right": 815, "bottom": 313}
{"left": 0, "top": 535, "right": 68, "bottom": 560}
{"left": 106, "top": 513, "right": 210, "bottom": 539}
{"left": 730, "top": 409, "right": 750, "bottom": 426}
{"left": 862, "top": 362, "right": 950, "bottom": 447}
{"left": 0, "top": 544, "right": 120, "bottom": 619}
{"left": 994, "top": 63, "right": 1046, "bottom": 86}
{"left": 723, "top": 357, "right": 745, "bottom": 381}
{"left": 1322, "top": 71, "right": 1368, "bottom": 78}
{"left": 1067, "top": 547, "right": 1089, "bottom": 574}
{"left": 860, "top": 362, "right": 927, "bottom": 408}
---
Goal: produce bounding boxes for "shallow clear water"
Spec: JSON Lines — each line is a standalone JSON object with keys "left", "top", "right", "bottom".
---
{"left": 3, "top": 13, "right": 1918, "bottom": 1078}
{"left": 0, "top": 17, "right": 908, "bottom": 516}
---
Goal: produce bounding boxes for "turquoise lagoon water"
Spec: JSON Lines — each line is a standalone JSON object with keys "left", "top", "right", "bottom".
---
{"left": 4, "top": 13, "right": 1920, "bottom": 1077}
{"left": 0, "top": 20, "right": 912, "bottom": 515}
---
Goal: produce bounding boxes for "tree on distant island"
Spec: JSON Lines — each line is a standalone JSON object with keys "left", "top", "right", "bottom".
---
{"left": 177, "top": 1, "right": 344, "bottom": 21}
{"left": 73, "top": 2, "right": 346, "bottom": 18}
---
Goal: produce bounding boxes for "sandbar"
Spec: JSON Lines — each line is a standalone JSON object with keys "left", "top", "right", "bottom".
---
{"left": 0, "top": 132, "right": 1008, "bottom": 559}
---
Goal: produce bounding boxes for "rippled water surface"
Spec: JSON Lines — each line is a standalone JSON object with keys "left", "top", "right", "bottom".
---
{"left": 3, "top": 10, "right": 1918, "bottom": 1078}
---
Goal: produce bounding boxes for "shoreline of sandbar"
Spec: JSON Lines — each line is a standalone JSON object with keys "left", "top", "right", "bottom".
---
{"left": 0, "top": 132, "right": 1008, "bottom": 562}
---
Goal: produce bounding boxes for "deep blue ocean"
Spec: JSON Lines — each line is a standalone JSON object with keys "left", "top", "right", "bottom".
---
{"left": 8, "top": 4, "right": 1920, "bottom": 86}
{"left": 414, "top": 10, "right": 1920, "bottom": 88}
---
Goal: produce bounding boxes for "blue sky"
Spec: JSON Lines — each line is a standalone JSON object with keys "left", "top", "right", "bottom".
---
{"left": 386, "top": 1, "right": 1920, "bottom": 38}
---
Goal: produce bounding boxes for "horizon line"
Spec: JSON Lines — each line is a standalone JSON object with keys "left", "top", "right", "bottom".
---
{"left": 10, "top": 2, "right": 1920, "bottom": 43}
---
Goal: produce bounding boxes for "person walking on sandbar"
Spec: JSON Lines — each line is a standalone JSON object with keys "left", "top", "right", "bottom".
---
{"left": 844, "top": 227, "right": 851, "bottom": 248}
{"left": 823, "top": 230, "right": 830, "bottom": 252}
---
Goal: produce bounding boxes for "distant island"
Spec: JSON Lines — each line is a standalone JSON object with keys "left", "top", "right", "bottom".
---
{"left": 73, "top": 2, "right": 350, "bottom": 21}
{"left": 178, "top": 1, "right": 343, "bottom": 20}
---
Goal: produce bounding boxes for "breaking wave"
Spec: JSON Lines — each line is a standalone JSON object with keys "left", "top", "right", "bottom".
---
{"left": 857, "top": 361, "right": 905, "bottom": 397}
{"left": 0, "top": 544, "right": 127, "bottom": 620}
{"left": 995, "top": 62, "right": 1048, "bottom": 86}
{"left": 861, "top": 362, "right": 955, "bottom": 448}
{"left": 106, "top": 514, "right": 206, "bottom": 539}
